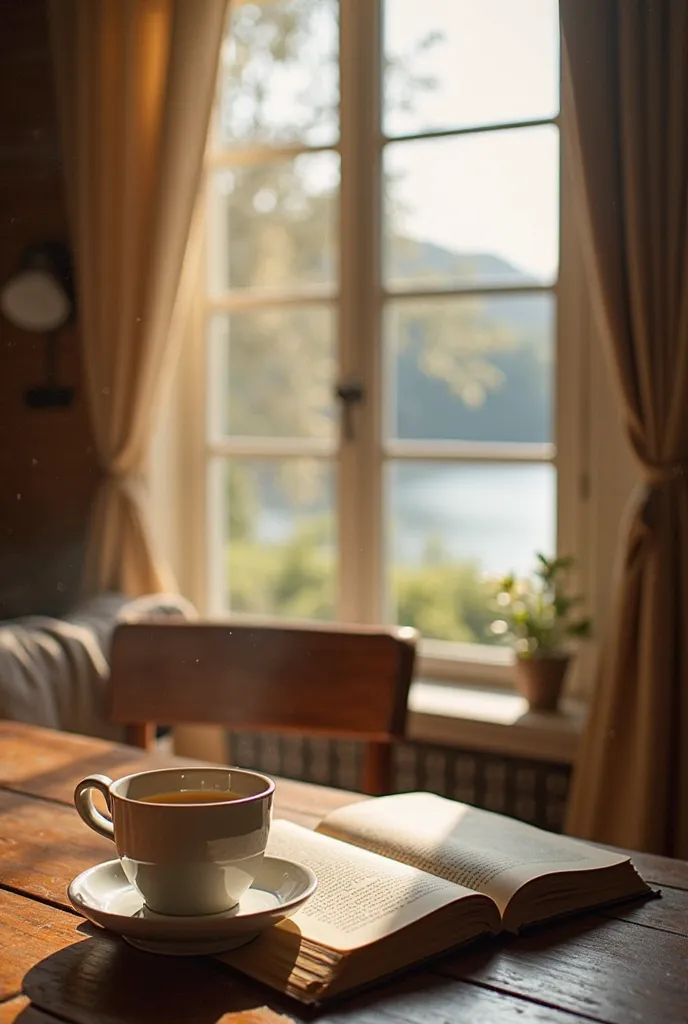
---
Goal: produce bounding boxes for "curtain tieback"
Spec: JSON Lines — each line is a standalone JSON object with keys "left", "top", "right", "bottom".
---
{"left": 98, "top": 467, "right": 146, "bottom": 495}
{"left": 98, "top": 465, "right": 143, "bottom": 480}
{"left": 641, "top": 460, "right": 688, "bottom": 485}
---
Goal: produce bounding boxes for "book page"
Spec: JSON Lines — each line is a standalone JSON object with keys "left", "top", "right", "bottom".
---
{"left": 265, "top": 818, "right": 497, "bottom": 951}
{"left": 318, "top": 792, "right": 631, "bottom": 914}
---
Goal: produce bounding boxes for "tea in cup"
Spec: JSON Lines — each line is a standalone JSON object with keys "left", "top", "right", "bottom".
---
{"left": 74, "top": 766, "right": 274, "bottom": 916}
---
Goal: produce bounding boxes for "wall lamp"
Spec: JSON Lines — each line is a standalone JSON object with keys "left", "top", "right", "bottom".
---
{"left": 1, "top": 240, "right": 76, "bottom": 409}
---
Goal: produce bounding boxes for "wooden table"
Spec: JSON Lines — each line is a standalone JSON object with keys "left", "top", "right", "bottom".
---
{"left": 0, "top": 722, "right": 686, "bottom": 1024}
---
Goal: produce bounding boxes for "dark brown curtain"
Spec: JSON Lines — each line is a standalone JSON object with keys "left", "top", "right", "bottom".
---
{"left": 561, "top": 0, "right": 688, "bottom": 856}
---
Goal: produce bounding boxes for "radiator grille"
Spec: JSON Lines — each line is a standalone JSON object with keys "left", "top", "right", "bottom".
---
{"left": 227, "top": 732, "right": 571, "bottom": 832}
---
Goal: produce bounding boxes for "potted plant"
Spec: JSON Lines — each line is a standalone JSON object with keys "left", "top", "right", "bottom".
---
{"left": 490, "top": 554, "right": 592, "bottom": 712}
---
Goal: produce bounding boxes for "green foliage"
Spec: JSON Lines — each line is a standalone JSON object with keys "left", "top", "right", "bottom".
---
{"left": 226, "top": 523, "right": 498, "bottom": 644}
{"left": 490, "top": 553, "right": 592, "bottom": 657}
{"left": 225, "top": 460, "right": 257, "bottom": 542}
{"left": 227, "top": 527, "right": 335, "bottom": 622}
{"left": 391, "top": 292, "right": 514, "bottom": 409}
{"left": 394, "top": 560, "right": 496, "bottom": 643}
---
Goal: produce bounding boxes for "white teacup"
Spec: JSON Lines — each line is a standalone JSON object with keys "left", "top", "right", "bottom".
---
{"left": 74, "top": 766, "right": 274, "bottom": 916}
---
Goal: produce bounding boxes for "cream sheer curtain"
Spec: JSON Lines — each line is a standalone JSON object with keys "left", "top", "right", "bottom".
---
{"left": 49, "top": 0, "right": 227, "bottom": 595}
{"left": 561, "top": 1, "right": 688, "bottom": 856}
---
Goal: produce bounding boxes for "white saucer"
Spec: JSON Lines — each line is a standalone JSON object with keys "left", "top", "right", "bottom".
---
{"left": 68, "top": 856, "right": 317, "bottom": 956}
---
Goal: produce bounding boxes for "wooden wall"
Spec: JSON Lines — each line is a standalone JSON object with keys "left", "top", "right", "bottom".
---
{"left": 0, "top": 0, "right": 97, "bottom": 618}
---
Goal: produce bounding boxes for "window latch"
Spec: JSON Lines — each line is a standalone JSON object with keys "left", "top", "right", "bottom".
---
{"left": 335, "top": 380, "right": 365, "bottom": 442}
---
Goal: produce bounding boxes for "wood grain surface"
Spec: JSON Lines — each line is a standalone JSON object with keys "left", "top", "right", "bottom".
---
{"left": 0, "top": 889, "right": 86, "bottom": 1001}
{"left": 109, "top": 621, "right": 417, "bottom": 794}
{"left": 215, "top": 1011, "right": 297, "bottom": 1024}
{"left": 0, "top": 997, "right": 30, "bottom": 1024}
{"left": 0, "top": 722, "right": 358, "bottom": 821}
{"left": 443, "top": 911, "right": 688, "bottom": 1024}
{"left": 110, "top": 623, "right": 414, "bottom": 739}
{"left": 1, "top": 722, "right": 687, "bottom": 1024}
{"left": 0, "top": 1001, "right": 64, "bottom": 1024}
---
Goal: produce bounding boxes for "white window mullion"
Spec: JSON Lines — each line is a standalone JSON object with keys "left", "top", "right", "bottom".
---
{"left": 204, "top": 221, "right": 229, "bottom": 614}
{"left": 385, "top": 283, "right": 555, "bottom": 301}
{"left": 385, "top": 440, "right": 555, "bottom": 463}
{"left": 206, "top": 142, "right": 338, "bottom": 168}
{"left": 207, "top": 438, "right": 336, "bottom": 460}
{"left": 338, "top": 0, "right": 383, "bottom": 624}
{"left": 207, "top": 287, "right": 337, "bottom": 312}
{"left": 385, "top": 116, "right": 559, "bottom": 146}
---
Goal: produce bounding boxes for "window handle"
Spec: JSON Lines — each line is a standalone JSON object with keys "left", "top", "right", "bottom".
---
{"left": 335, "top": 380, "right": 365, "bottom": 441}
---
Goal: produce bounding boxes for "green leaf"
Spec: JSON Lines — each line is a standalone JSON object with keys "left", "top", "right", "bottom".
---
{"left": 567, "top": 617, "right": 592, "bottom": 639}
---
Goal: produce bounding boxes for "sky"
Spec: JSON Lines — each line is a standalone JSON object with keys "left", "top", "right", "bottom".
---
{"left": 384, "top": 0, "right": 560, "bottom": 282}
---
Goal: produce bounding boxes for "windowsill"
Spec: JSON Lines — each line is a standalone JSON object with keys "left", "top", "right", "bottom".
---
{"left": 406, "top": 680, "right": 585, "bottom": 764}
{"left": 175, "top": 681, "right": 585, "bottom": 767}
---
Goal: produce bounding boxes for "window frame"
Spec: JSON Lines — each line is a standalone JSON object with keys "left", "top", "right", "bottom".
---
{"left": 161, "top": 0, "right": 588, "bottom": 693}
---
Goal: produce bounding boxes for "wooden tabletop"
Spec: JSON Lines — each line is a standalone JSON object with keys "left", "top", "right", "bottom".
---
{"left": 0, "top": 722, "right": 686, "bottom": 1024}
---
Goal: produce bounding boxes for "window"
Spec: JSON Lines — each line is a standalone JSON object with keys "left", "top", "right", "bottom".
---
{"left": 194, "top": 0, "right": 578, "bottom": 685}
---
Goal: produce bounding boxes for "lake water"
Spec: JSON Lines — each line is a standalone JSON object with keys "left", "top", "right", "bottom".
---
{"left": 390, "top": 462, "right": 555, "bottom": 577}
{"left": 256, "top": 461, "right": 555, "bottom": 580}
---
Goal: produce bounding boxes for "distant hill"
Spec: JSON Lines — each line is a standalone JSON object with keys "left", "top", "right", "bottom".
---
{"left": 390, "top": 238, "right": 541, "bottom": 289}
{"left": 392, "top": 239, "right": 552, "bottom": 444}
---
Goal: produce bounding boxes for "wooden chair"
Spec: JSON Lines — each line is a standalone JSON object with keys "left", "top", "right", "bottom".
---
{"left": 109, "top": 619, "right": 418, "bottom": 794}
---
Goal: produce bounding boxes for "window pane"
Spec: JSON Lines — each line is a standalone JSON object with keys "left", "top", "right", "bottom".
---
{"left": 219, "top": 459, "right": 336, "bottom": 619}
{"left": 385, "top": 126, "right": 559, "bottom": 289}
{"left": 383, "top": 0, "right": 559, "bottom": 137}
{"left": 215, "top": 0, "right": 339, "bottom": 148}
{"left": 386, "top": 462, "right": 555, "bottom": 643}
{"left": 208, "top": 153, "right": 339, "bottom": 294}
{"left": 209, "top": 309, "right": 336, "bottom": 439}
{"left": 386, "top": 294, "right": 554, "bottom": 443}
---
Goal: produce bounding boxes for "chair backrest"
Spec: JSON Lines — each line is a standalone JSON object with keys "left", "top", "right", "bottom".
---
{"left": 109, "top": 619, "right": 417, "bottom": 743}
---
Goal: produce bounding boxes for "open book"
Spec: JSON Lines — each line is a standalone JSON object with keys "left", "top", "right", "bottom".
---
{"left": 221, "top": 792, "right": 650, "bottom": 1004}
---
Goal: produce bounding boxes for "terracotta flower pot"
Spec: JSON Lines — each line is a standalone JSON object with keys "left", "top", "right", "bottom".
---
{"left": 515, "top": 654, "right": 570, "bottom": 712}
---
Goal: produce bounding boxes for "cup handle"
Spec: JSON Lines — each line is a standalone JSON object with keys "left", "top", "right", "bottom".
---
{"left": 74, "top": 774, "right": 115, "bottom": 841}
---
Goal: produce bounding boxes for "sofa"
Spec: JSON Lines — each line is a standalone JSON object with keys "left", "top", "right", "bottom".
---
{"left": 0, "top": 591, "right": 196, "bottom": 740}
